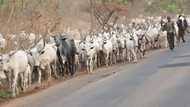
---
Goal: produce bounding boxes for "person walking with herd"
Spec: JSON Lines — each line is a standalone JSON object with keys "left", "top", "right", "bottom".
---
{"left": 177, "top": 14, "right": 188, "bottom": 43}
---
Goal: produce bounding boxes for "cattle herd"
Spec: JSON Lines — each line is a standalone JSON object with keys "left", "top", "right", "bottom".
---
{"left": 0, "top": 15, "right": 189, "bottom": 97}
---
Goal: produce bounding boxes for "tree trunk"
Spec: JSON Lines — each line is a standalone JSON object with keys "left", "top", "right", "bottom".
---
{"left": 7, "top": 0, "right": 16, "bottom": 23}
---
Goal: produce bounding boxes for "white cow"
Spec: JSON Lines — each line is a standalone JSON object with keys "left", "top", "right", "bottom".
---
{"left": 92, "top": 35, "right": 104, "bottom": 67}
{"left": 145, "top": 25, "right": 160, "bottom": 49}
{"left": 85, "top": 41, "right": 97, "bottom": 73}
{"left": 1, "top": 50, "right": 29, "bottom": 97}
{"left": 110, "top": 33, "right": 119, "bottom": 64}
{"left": 125, "top": 33, "right": 137, "bottom": 63}
{"left": 24, "top": 64, "right": 32, "bottom": 89}
{"left": 102, "top": 37, "right": 113, "bottom": 66}
{"left": 134, "top": 28, "right": 147, "bottom": 56}
{"left": 27, "top": 39, "right": 46, "bottom": 84}
{"left": 38, "top": 43, "right": 58, "bottom": 83}
{"left": 117, "top": 34, "right": 127, "bottom": 62}
{"left": 27, "top": 47, "right": 40, "bottom": 84}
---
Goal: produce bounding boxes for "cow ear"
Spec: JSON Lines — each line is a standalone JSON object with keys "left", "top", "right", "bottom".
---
{"left": 28, "top": 51, "right": 32, "bottom": 55}
{"left": 61, "top": 36, "right": 67, "bottom": 40}
{"left": 30, "top": 52, "right": 33, "bottom": 55}
{"left": 40, "top": 50, "right": 45, "bottom": 54}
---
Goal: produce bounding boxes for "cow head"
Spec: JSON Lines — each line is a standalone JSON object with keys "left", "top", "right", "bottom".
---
{"left": 0, "top": 54, "right": 12, "bottom": 87}
{"left": 28, "top": 48, "right": 40, "bottom": 67}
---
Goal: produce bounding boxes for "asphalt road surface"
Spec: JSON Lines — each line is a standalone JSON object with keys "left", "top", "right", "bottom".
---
{"left": 3, "top": 37, "right": 190, "bottom": 107}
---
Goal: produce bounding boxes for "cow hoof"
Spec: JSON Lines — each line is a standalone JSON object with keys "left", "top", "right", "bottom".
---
{"left": 70, "top": 75, "right": 75, "bottom": 78}
{"left": 88, "top": 72, "right": 93, "bottom": 74}
{"left": 12, "top": 94, "right": 16, "bottom": 98}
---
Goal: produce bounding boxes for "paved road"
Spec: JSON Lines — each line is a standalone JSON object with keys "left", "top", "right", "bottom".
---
{"left": 3, "top": 38, "right": 190, "bottom": 107}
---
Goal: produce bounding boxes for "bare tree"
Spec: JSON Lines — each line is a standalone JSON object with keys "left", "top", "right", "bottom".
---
{"left": 7, "top": 0, "right": 16, "bottom": 23}
{"left": 90, "top": 0, "right": 117, "bottom": 31}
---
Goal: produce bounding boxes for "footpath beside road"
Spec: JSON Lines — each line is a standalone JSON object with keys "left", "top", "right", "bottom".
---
{"left": 2, "top": 37, "right": 190, "bottom": 107}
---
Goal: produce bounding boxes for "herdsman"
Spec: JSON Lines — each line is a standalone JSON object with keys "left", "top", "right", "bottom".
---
{"left": 165, "top": 16, "right": 176, "bottom": 51}
{"left": 177, "top": 14, "right": 188, "bottom": 43}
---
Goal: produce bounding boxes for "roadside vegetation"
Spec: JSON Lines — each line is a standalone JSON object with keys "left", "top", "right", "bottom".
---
{"left": 0, "top": 0, "right": 189, "bottom": 34}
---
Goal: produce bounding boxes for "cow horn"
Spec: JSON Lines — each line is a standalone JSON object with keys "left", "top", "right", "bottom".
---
{"left": 20, "top": 45, "right": 26, "bottom": 51}
{"left": 30, "top": 36, "right": 43, "bottom": 49}
{"left": 43, "top": 38, "right": 46, "bottom": 48}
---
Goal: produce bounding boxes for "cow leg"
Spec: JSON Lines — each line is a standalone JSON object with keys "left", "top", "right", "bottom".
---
{"left": 125, "top": 48, "right": 128, "bottom": 61}
{"left": 136, "top": 48, "right": 139, "bottom": 60}
{"left": 122, "top": 49, "right": 125, "bottom": 63}
{"left": 113, "top": 50, "right": 117, "bottom": 64}
{"left": 182, "top": 34, "right": 185, "bottom": 42}
{"left": 23, "top": 72, "right": 28, "bottom": 91}
{"left": 59, "top": 63, "right": 65, "bottom": 77}
{"left": 165, "top": 36, "right": 168, "bottom": 48}
{"left": 87, "top": 59, "right": 90, "bottom": 73}
{"left": 50, "top": 63, "right": 55, "bottom": 79}
{"left": 131, "top": 48, "right": 137, "bottom": 63}
{"left": 106, "top": 53, "right": 109, "bottom": 67}
{"left": 20, "top": 73, "right": 25, "bottom": 92}
{"left": 27, "top": 68, "right": 31, "bottom": 87}
{"left": 98, "top": 52, "right": 102, "bottom": 67}
{"left": 114, "top": 51, "right": 117, "bottom": 64}
{"left": 109, "top": 52, "right": 112, "bottom": 65}
{"left": 47, "top": 64, "right": 51, "bottom": 81}
{"left": 5, "top": 71, "right": 12, "bottom": 90}
{"left": 175, "top": 36, "right": 179, "bottom": 47}
{"left": 38, "top": 70, "right": 42, "bottom": 84}
{"left": 59, "top": 56, "right": 65, "bottom": 77}
{"left": 119, "top": 49, "right": 122, "bottom": 61}
{"left": 25, "top": 65, "right": 31, "bottom": 88}
{"left": 110, "top": 52, "right": 112, "bottom": 65}
{"left": 65, "top": 62, "right": 69, "bottom": 76}
{"left": 127, "top": 49, "right": 131, "bottom": 62}
{"left": 70, "top": 56, "right": 76, "bottom": 77}
{"left": 94, "top": 54, "right": 97, "bottom": 69}
{"left": 116, "top": 50, "right": 118, "bottom": 62}
{"left": 73, "top": 55, "right": 77, "bottom": 75}
{"left": 139, "top": 47, "right": 144, "bottom": 59}
{"left": 64, "top": 64, "right": 68, "bottom": 77}
{"left": 12, "top": 72, "right": 18, "bottom": 97}
{"left": 90, "top": 57, "right": 93, "bottom": 73}
{"left": 96, "top": 52, "right": 99, "bottom": 67}
{"left": 69, "top": 62, "right": 74, "bottom": 77}
{"left": 76, "top": 55, "right": 80, "bottom": 72}
{"left": 61, "top": 64, "right": 65, "bottom": 77}
{"left": 178, "top": 31, "right": 183, "bottom": 43}
{"left": 52, "top": 61, "right": 58, "bottom": 79}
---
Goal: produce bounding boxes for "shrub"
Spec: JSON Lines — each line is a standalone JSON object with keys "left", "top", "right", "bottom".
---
{"left": 0, "top": 91, "right": 11, "bottom": 99}
{"left": 167, "top": 3, "right": 177, "bottom": 13}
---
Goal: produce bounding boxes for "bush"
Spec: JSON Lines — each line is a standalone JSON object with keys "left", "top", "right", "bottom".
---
{"left": 167, "top": 3, "right": 177, "bottom": 13}
{"left": 0, "top": 91, "right": 11, "bottom": 99}
{"left": 121, "top": 0, "right": 128, "bottom": 5}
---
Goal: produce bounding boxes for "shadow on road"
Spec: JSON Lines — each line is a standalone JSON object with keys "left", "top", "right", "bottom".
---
{"left": 159, "top": 62, "right": 190, "bottom": 69}
{"left": 174, "top": 54, "right": 190, "bottom": 58}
